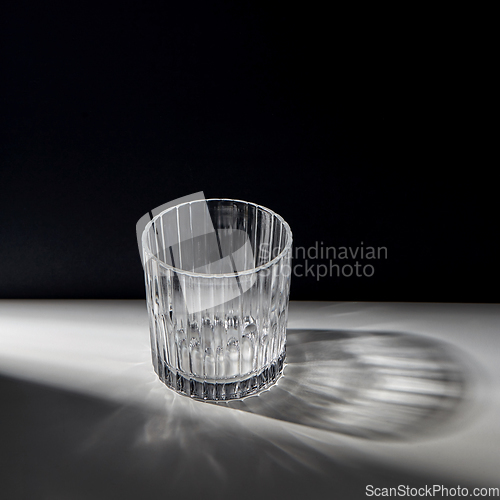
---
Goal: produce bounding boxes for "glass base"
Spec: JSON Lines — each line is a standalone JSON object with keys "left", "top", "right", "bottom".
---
{"left": 154, "top": 352, "right": 285, "bottom": 401}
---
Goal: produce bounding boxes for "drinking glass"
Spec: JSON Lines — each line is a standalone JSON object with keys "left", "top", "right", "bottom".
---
{"left": 142, "top": 199, "right": 292, "bottom": 400}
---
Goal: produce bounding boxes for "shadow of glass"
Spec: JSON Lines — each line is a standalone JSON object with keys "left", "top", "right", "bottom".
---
{"left": 2, "top": 371, "right": 466, "bottom": 500}
{"left": 218, "top": 329, "right": 472, "bottom": 440}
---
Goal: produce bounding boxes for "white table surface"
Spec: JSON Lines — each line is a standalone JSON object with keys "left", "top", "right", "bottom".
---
{"left": 1, "top": 300, "right": 499, "bottom": 499}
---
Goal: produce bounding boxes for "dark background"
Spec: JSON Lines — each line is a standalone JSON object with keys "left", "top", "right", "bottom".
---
{"left": 1, "top": 2, "right": 496, "bottom": 302}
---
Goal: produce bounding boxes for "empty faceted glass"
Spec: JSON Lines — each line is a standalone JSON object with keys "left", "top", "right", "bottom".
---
{"left": 142, "top": 199, "right": 292, "bottom": 401}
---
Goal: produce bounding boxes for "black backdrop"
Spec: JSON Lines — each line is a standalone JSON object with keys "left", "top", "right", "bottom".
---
{"left": 1, "top": 2, "right": 496, "bottom": 302}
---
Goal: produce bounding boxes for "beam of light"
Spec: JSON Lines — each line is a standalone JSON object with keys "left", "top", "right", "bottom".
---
{"left": 0, "top": 300, "right": 498, "bottom": 487}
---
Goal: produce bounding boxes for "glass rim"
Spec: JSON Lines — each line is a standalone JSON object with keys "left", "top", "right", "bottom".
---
{"left": 142, "top": 198, "right": 293, "bottom": 278}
